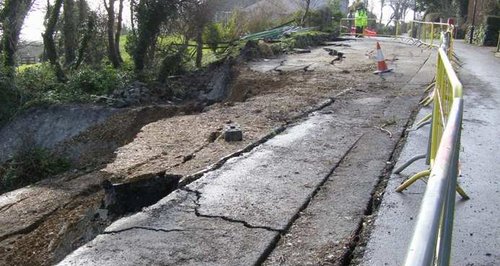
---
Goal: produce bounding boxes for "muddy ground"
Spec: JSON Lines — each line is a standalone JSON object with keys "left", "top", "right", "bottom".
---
{"left": 0, "top": 38, "right": 431, "bottom": 265}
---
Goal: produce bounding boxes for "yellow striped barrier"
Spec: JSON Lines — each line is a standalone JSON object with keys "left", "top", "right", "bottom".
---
{"left": 396, "top": 38, "right": 468, "bottom": 199}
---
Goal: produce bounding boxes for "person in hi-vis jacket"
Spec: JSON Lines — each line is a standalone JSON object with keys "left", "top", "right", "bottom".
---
{"left": 355, "top": 4, "right": 368, "bottom": 34}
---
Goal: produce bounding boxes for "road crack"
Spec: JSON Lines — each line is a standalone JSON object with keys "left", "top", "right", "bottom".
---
{"left": 103, "top": 226, "right": 185, "bottom": 234}
{"left": 180, "top": 187, "right": 282, "bottom": 233}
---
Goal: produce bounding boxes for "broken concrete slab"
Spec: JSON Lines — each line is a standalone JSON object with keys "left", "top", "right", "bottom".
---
{"left": 58, "top": 112, "right": 362, "bottom": 265}
{"left": 59, "top": 190, "right": 278, "bottom": 266}
{"left": 193, "top": 114, "right": 362, "bottom": 231}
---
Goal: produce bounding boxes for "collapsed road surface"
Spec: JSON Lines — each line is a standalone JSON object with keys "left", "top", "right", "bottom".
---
{"left": 57, "top": 38, "right": 436, "bottom": 266}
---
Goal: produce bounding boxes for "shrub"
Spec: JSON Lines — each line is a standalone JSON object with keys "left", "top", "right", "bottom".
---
{"left": 16, "top": 63, "right": 60, "bottom": 96}
{"left": 157, "top": 46, "right": 191, "bottom": 82}
{"left": 0, "top": 77, "right": 21, "bottom": 125}
{"left": 13, "top": 63, "right": 131, "bottom": 109}
{"left": 0, "top": 147, "right": 71, "bottom": 193}
{"left": 204, "top": 23, "right": 223, "bottom": 53}
{"left": 308, "top": 7, "right": 334, "bottom": 31}
{"left": 67, "top": 66, "right": 125, "bottom": 95}
{"left": 222, "top": 10, "right": 246, "bottom": 41}
{"left": 282, "top": 31, "right": 332, "bottom": 49}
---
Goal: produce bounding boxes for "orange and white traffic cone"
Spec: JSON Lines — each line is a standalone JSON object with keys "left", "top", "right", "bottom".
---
{"left": 373, "top": 42, "right": 393, "bottom": 74}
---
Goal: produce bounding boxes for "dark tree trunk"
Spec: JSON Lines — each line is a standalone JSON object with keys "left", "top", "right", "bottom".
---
{"left": 75, "top": 12, "right": 96, "bottom": 70}
{"left": 115, "top": 0, "right": 125, "bottom": 63}
{"left": 379, "top": 0, "right": 385, "bottom": 24}
{"left": 1, "top": 0, "right": 35, "bottom": 76}
{"left": 195, "top": 26, "right": 203, "bottom": 68}
{"left": 105, "top": 0, "right": 120, "bottom": 68}
{"left": 42, "top": 0, "right": 66, "bottom": 82}
{"left": 63, "top": 0, "right": 77, "bottom": 66}
{"left": 130, "top": 0, "right": 136, "bottom": 36}
{"left": 77, "top": 0, "right": 89, "bottom": 21}
{"left": 133, "top": 0, "right": 171, "bottom": 75}
{"left": 300, "top": 0, "right": 311, "bottom": 26}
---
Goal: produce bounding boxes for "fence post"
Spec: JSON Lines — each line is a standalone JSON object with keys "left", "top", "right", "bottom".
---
{"left": 431, "top": 23, "right": 435, "bottom": 46}
{"left": 497, "top": 30, "right": 500, "bottom": 53}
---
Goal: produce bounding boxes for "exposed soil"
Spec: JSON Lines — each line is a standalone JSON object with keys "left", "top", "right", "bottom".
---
{"left": 104, "top": 69, "right": 354, "bottom": 181}
{"left": 0, "top": 38, "right": 430, "bottom": 265}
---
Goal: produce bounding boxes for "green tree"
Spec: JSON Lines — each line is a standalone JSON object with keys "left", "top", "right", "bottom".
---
{"left": 0, "top": 0, "right": 35, "bottom": 77}
{"left": 104, "top": 0, "right": 125, "bottom": 68}
{"left": 42, "top": 0, "right": 66, "bottom": 82}
{"left": 63, "top": 0, "right": 77, "bottom": 66}
{"left": 129, "top": 0, "right": 180, "bottom": 76}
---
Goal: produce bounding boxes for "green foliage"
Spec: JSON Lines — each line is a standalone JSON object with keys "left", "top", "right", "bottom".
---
{"left": 222, "top": 11, "right": 244, "bottom": 41}
{"left": 242, "top": 7, "right": 292, "bottom": 34}
{"left": 67, "top": 66, "right": 126, "bottom": 95}
{"left": 16, "top": 63, "right": 60, "bottom": 95}
{"left": 131, "top": 1, "right": 180, "bottom": 73}
{"left": 282, "top": 31, "right": 333, "bottom": 49}
{"left": 119, "top": 35, "right": 133, "bottom": 65}
{"left": 0, "top": 69, "right": 21, "bottom": 125}
{"left": 307, "top": 7, "right": 339, "bottom": 32}
{"left": 204, "top": 23, "right": 223, "bottom": 53}
{"left": 157, "top": 46, "right": 190, "bottom": 82}
{"left": 12, "top": 63, "right": 130, "bottom": 110}
{"left": 0, "top": 147, "right": 70, "bottom": 193}
{"left": 465, "top": 23, "right": 499, "bottom": 46}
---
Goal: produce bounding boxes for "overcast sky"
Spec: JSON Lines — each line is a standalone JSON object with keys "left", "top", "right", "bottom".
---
{"left": 21, "top": 0, "right": 131, "bottom": 42}
{"left": 20, "top": 0, "right": 413, "bottom": 42}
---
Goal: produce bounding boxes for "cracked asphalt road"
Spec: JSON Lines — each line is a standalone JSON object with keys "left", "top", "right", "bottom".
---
{"left": 59, "top": 112, "right": 363, "bottom": 265}
{"left": 57, "top": 38, "right": 434, "bottom": 265}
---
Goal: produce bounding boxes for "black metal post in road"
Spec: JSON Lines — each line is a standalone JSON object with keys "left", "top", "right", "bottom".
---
{"left": 469, "top": 0, "right": 478, "bottom": 44}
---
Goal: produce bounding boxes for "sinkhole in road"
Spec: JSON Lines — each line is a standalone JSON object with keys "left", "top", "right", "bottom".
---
{"left": 102, "top": 173, "right": 182, "bottom": 216}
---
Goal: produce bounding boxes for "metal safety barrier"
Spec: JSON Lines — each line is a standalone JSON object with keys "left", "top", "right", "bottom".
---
{"left": 395, "top": 23, "right": 467, "bottom": 198}
{"left": 404, "top": 97, "right": 463, "bottom": 266}
{"left": 409, "top": 21, "right": 450, "bottom": 47}
{"left": 338, "top": 19, "right": 454, "bottom": 50}
{"left": 335, "top": 17, "right": 468, "bottom": 264}
{"left": 400, "top": 24, "right": 469, "bottom": 265}
{"left": 338, "top": 18, "right": 411, "bottom": 38}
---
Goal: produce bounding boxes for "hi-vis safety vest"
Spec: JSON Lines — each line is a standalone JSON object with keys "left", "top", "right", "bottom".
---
{"left": 355, "top": 10, "right": 368, "bottom": 27}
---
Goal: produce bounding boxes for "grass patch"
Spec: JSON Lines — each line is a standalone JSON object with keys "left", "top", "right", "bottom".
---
{"left": 0, "top": 147, "right": 71, "bottom": 194}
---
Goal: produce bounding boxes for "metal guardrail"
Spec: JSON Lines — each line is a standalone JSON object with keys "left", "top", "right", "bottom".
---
{"left": 497, "top": 30, "right": 500, "bottom": 53}
{"left": 335, "top": 18, "right": 468, "bottom": 263}
{"left": 404, "top": 97, "right": 463, "bottom": 266}
{"left": 338, "top": 19, "right": 454, "bottom": 49}
{"left": 400, "top": 27, "right": 468, "bottom": 265}
{"left": 395, "top": 24, "right": 467, "bottom": 198}
{"left": 409, "top": 21, "right": 450, "bottom": 47}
